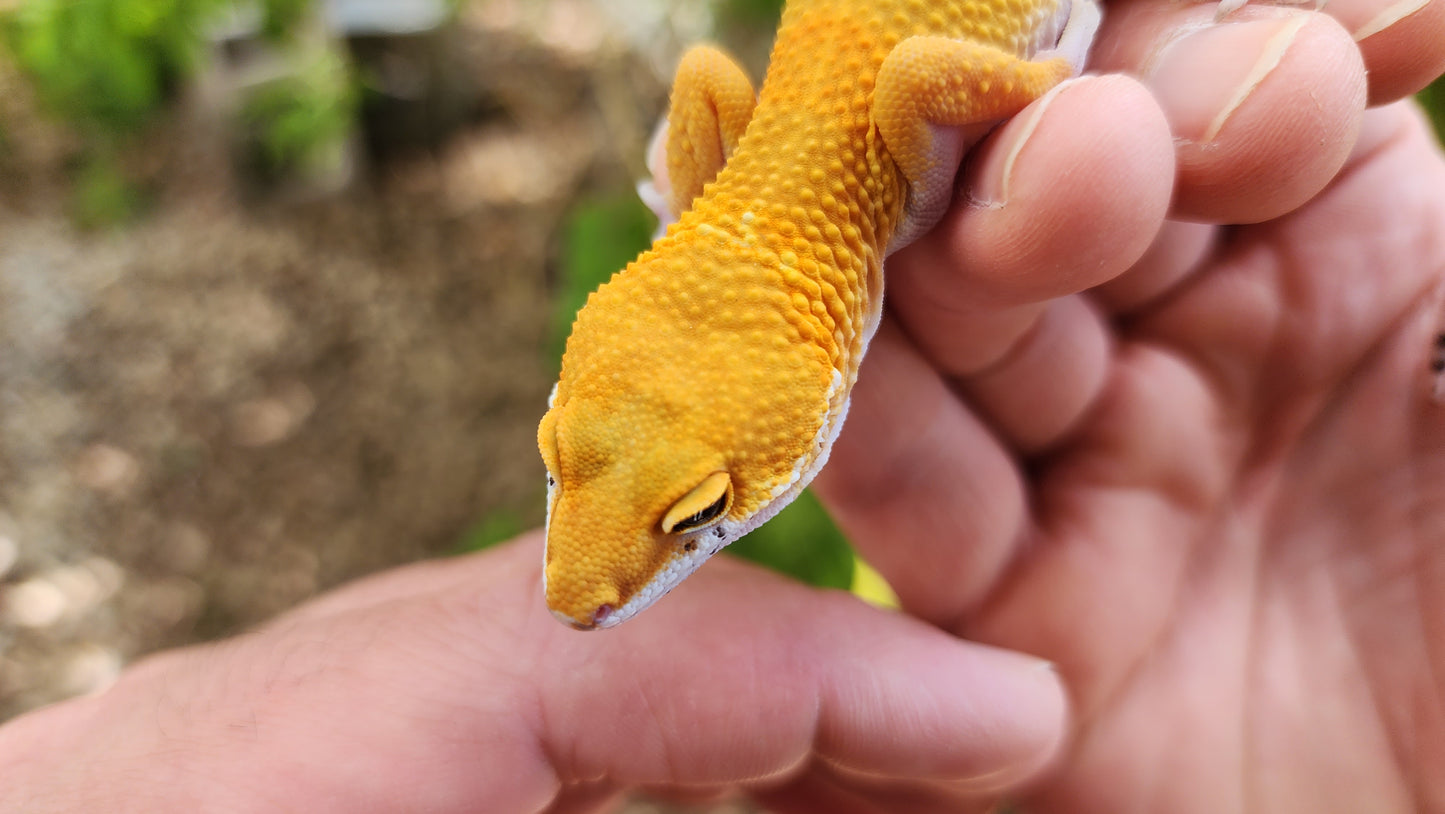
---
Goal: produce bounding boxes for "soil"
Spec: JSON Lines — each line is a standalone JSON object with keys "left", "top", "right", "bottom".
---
{"left": 0, "top": 0, "right": 669, "bottom": 719}
{"left": 0, "top": 3, "right": 775, "bottom": 809}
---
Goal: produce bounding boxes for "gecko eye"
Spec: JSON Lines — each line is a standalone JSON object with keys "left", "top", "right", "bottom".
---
{"left": 661, "top": 471, "right": 732, "bottom": 534}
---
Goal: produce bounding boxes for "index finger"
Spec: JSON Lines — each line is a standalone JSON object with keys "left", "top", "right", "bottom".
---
{"left": 0, "top": 535, "right": 1071, "bottom": 813}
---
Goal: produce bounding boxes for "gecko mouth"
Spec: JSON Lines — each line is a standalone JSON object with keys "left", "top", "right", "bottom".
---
{"left": 550, "top": 603, "right": 613, "bottom": 631}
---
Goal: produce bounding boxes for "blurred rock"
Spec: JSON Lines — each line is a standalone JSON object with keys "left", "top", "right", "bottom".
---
{"left": 3, "top": 578, "right": 67, "bottom": 629}
{"left": 439, "top": 128, "right": 593, "bottom": 212}
{"left": 59, "top": 644, "right": 123, "bottom": 697}
{"left": 326, "top": 0, "right": 450, "bottom": 34}
{"left": 0, "top": 0, "right": 674, "bottom": 723}
{"left": 125, "top": 577, "right": 207, "bottom": 633}
{"left": 72, "top": 445, "right": 142, "bottom": 498}
{"left": 229, "top": 381, "right": 315, "bottom": 449}
{"left": 158, "top": 523, "right": 213, "bottom": 575}
{"left": 232, "top": 396, "right": 303, "bottom": 447}
{"left": 0, "top": 534, "right": 17, "bottom": 579}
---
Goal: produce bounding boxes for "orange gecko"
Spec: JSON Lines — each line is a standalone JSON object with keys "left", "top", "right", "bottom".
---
{"left": 539, "top": 0, "right": 1099, "bottom": 629}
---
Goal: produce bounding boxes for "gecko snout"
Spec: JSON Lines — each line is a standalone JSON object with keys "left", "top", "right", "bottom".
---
{"left": 550, "top": 603, "right": 613, "bottom": 631}
{"left": 543, "top": 553, "right": 625, "bottom": 630}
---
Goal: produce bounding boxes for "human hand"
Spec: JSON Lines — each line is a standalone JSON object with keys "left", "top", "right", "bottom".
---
{"left": 0, "top": 531, "right": 1070, "bottom": 813}
{"left": 813, "top": 0, "right": 1445, "bottom": 811}
{"left": 6, "top": 3, "right": 1442, "bottom": 813}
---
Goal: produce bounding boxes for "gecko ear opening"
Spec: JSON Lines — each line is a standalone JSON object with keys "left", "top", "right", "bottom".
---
{"left": 661, "top": 471, "right": 732, "bottom": 534}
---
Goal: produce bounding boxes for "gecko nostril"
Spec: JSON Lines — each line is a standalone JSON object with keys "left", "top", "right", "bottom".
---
{"left": 552, "top": 607, "right": 598, "bottom": 631}
{"left": 592, "top": 604, "right": 614, "bottom": 626}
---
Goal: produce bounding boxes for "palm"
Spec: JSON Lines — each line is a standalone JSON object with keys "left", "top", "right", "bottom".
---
{"left": 814, "top": 2, "right": 1445, "bottom": 810}
{"left": 983, "top": 110, "right": 1445, "bottom": 812}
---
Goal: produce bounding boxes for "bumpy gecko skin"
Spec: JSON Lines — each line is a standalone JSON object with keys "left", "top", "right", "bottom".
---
{"left": 540, "top": 0, "right": 1100, "bottom": 630}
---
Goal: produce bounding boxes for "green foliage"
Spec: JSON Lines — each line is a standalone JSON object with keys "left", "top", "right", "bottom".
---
{"left": 726, "top": 488, "right": 854, "bottom": 589}
{"left": 710, "top": 0, "right": 784, "bottom": 73}
{"left": 259, "top": 0, "right": 311, "bottom": 42}
{"left": 1, "top": 0, "right": 227, "bottom": 135}
{"left": 241, "top": 47, "right": 357, "bottom": 176}
{"left": 72, "top": 152, "right": 146, "bottom": 227}
{"left": 713, "top": 0, "right": 785, "bottom": 28}
{"left": 1419, "top": 75, "right": 1445, "bottom": 144}
{"left": 0, "top": 0, "right": 348, "bottom": 225}
{"left": 455, "top": 509, "right": 527, "bottom": 554}
{"left": 551, "top": 194, "right": 658, "bottom": 364}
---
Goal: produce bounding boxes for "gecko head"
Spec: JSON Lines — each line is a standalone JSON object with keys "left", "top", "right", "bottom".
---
{"left": 537, "top": 397, "right": 739, "bottom": 630}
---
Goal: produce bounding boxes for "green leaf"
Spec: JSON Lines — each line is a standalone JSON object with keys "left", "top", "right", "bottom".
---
{"left": 455, "top": 510, "right": 527, "bottom": 554}
{"left": 0, "top": 0, "right": 283, "bottom": 137}
{"left": 713, "top": 0, "right": 785, "bottom": 28}
{"left": 726, "top": 488, "right": 855, "bottom": 590}
{"left": 72, "top": 154, "right": 144, "bottom": 228}
{"left": 1419, "top": 74, "right": 1445, "bottom": 144}
{"left": 240, "top": 48, "right": 358, "bottom": 175}
{"left": 260, "top": 0, "right": 313, "bottom": 42}
{"left": 553, "top": 194, "right": 657, "bottom": 365}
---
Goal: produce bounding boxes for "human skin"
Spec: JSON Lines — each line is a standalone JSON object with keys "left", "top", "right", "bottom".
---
{"left": 4, "top": 0, "right": 1445, "bottom": 812}
{"left": 809, "top": 0, "right": 1445, "bottom": 810}
{"left": 0, "top": 538, "right": 1066, "bottom": 813}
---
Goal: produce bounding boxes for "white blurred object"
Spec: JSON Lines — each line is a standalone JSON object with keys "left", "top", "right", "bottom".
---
{"left": 213, "top": 0, "right": 451, "bottom": 40}
{"left": 0, "top": 534, "right": 17, "bottom": 580}
{"left": 324, "top": 0, "right": 451, "bottom": 34}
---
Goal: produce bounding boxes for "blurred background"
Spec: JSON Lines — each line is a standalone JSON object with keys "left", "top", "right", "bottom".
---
{"left": 0, "top": 0, "right": 1440, "bottom": 809}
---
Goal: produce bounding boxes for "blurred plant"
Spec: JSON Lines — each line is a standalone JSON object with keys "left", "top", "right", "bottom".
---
{"left": 0, "top": 0, "right": 227, "bottom": 135}
{"left": 72, "top": 152, "right": 147, "bottom": 227}
{"left": 240, "top": 46, "right": 357, "bottom": 178}
{"left": 713, "top": 0, "right": 784, "bottom": 27}
{"left": 1420, "top": 75, "right": 1445, "bottom": 143}
{"left": 0, "top": 0, "right": 235, "bottom": 224}
{"left": 0, "top": 0, "right": 360, "bottom": 223}
{"left": 551, "top": 193, "right": 658, "bottom": 363}
{"left": 727, "top": 487, "right": 855, "bottom": 590}
{"left": 710, "top": 0, "right": 784, "bottom": 74}
{"left": 456, "top": 509, "right": 528, "bottom": 555}
{"left": 258, "top": 0, "right": 311, "bottom": 41}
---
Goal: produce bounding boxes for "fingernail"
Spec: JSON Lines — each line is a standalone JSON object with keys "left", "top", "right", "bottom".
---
{"left": 973, "top": 77, "right": 1083, "bottom": 206}
{"left": 949, "top": 655, "right": 1068, "bottom": 791}
{"left": 1352, "top": 0, "right": 1429, "bottom": 40}
{"left": 1148, "top": 14, "right": 1308, "bottom": 144}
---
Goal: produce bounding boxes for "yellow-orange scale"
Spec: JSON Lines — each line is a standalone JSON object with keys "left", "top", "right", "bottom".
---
{"left": 539, "top": 0, "right": 1095, "bottom": 629}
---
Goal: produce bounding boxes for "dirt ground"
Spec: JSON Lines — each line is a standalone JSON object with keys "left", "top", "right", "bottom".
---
{"left": 0, "top": 2, "right": 781, "bottom": 809}
{"left": 0, "top": 0, "right": 657, "bottom": 785}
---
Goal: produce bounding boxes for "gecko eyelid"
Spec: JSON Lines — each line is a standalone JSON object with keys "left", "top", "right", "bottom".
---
{"left": 661, "top": 471, "right": 733, "bottom": 534}
{"left": 672, "top": 492, "right": 728, "bottom": 532}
